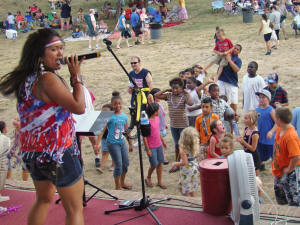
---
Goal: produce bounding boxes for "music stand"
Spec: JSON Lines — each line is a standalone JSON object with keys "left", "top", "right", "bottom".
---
{"left": 55, "top": 110, "right": 118, "bottom": 206}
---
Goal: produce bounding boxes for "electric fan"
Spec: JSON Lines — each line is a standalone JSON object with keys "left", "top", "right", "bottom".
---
{"left": 228, "top": 150, "right": 260, "bottom": 225}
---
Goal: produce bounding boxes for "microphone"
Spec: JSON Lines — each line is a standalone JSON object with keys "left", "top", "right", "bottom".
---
{"left": 103, "top": 38, "right": 112, "bottom": 46}
{"left": 60, "top": 51, "right": 101, "bottom": 65}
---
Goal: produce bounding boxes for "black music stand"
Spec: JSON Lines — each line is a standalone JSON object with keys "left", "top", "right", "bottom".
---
{"left": 55, "top": 110, "right": 118, "bottom": 206}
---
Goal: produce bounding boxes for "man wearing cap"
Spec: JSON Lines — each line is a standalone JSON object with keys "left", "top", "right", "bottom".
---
{"left": 264, "top": 73, "right": 288, "bottom": 108}
{"left": 256, "top": 89, "right": 277, "bottom": 171}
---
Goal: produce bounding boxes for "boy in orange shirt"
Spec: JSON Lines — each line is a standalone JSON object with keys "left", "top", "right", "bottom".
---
{"left": 195, "top": 97, "right": 219, "bottom": 160}
{"left": 272, "top": 107, "right": 300, "bottom": 206}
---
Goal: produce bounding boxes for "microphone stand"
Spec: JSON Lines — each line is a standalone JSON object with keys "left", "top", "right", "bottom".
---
{"left": 103, "top": 40, "right": 170, "bottom": 225}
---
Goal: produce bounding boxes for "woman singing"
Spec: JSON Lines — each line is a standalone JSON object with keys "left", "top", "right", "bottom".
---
{"left": 0, "top": 28, "right": 86, "bottom": 225}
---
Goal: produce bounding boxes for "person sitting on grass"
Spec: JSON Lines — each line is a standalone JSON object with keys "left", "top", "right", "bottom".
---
{"left": 204, "top": 29, "right": 234, "bottom": 79}
{"left": 170, "top": 127, "right": 200, "bottom": 197}
{"left": 272, "top": 107, "right": 300, "bottom": 206}
{"left": 264, "top": 73, "right": 288, "bottom": 109}
{"left": 144, "top": 103, "right": 167, "bottom": 189}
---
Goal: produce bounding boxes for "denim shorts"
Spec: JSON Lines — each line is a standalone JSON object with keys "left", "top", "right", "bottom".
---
{"left": 101, "top": 139, "right": 109, "bottom": 152}
{"left": 170, "top": 127, "right": 185, "bottom": 145}
{"left": 148, "top": 146, "right": 164, "bottom": 168}
{"left": 160, "top": 129, "right": 167, "bottom": 138}
{"left": 23, "top": 144, "right": 83, "bottom": 187}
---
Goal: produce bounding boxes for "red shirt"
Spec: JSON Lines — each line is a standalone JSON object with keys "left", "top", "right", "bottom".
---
{"left": 214, "top": 38, "right": 233, "bottom": 53}
{"left": 30, "top": 6, "right": 38, "bottom": 13}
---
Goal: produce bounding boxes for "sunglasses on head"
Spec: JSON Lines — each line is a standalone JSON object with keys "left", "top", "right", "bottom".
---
{"left": 131, "top": 62, "right": 138, "bottom": 65}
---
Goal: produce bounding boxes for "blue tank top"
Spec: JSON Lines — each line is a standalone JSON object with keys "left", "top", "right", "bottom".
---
{"left": 256, "top": 106, "right": 275, "bottom": 145}
{"left": 118, "top": 15, "right": 125, "bottom": 29}
{"left": 129, "top": 68, "right": 151, "bottom": 106}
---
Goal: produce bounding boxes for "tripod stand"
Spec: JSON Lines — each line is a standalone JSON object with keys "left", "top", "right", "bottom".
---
{"left": 103, "top": 39, "right": 171, "bottom": 225}
{"left": 56, "top": 111, "right": 118, "bottom": 206}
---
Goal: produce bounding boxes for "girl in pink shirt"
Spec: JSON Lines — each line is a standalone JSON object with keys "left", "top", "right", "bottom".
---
{"left": 144, "top": 103, "right": 167, "bottom": 189}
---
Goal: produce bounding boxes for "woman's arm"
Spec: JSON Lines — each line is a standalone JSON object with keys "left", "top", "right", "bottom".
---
{"left": 36, "top": 56, "right": 85, "bottom": 114}
{"left": 239, "top": 133, "right": 259, "bottom": 152}
{"left": 154, "top": 89, "right": 171, "bottom": 100}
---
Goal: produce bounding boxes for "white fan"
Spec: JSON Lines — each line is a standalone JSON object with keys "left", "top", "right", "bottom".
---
{"left": 228, "top": 150, "right": 260, "bottom": 225}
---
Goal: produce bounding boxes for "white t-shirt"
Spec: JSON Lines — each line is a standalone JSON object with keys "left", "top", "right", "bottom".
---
{"left": 186, "top": 89, "right": 202, "bottom": 117}
{"left": 294, "top": 15, "right": 300, "bottom": 25}
{"left": 242, "top": 74, "right": 265, "bottom": 115}
{"left": 0, "top": 133, "right": 10, "bottom": 170}
{"left": 195, "top": 73, "right": 206, "bottom": 84}
{"left": 7, "top": 15, "right": 15, "bottom": 24}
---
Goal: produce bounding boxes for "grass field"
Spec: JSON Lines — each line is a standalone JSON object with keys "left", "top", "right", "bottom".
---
{"left": 1, "top": 0, "right": 300, "bottom": 206}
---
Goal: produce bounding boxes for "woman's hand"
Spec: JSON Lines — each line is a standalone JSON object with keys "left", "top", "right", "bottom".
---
{"left": 65, "top": 54, "right": 84, "bottom": 78}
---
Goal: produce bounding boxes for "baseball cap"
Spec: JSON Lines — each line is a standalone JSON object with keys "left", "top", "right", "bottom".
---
{"left": 265, "top": 73, "right": 278, "bottom": 84}
{"left": 256, "top": 89, "right": 271, "bottom": 100}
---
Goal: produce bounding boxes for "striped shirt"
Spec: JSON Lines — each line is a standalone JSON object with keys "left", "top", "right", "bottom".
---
{"left": 166, "top": 92, "right": 188, "bottom": 128}
{"left": 264, "top": 86, "right": 288, "bottom": 108}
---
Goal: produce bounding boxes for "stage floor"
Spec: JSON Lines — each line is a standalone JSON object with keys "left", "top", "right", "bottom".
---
{"left": 0, "top": 189, "right": 234, "bottom": 225}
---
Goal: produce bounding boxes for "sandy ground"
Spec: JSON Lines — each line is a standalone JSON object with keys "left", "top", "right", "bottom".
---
{"left": 1, "top": 0, "right": 300, "bottom": 206}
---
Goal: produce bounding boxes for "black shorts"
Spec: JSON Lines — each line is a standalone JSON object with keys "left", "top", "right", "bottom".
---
{"left": 275, "top": 29, "right": 280, "bottom": 40}
{"left": 264, "top": 33, "right": 272, "bottom": 42}
{"left": 133, "top": 26, "right": 142, "bottom": 37}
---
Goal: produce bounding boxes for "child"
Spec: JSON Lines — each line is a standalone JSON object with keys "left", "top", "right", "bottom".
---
{"left": 6, "top": 116, "right": 29, "bottom": 181}
{"left": 95, "top": 104, "right": 114, "bottom": 173}
{"left": 192, "top": 64, "right": 207, "bottom": 85}
{"left": 237, "top": 110, "right": 261, "bottom": 175}
{"left": 184, "top": 68, "right": 193, "bottom": 80}
{"left": 154, "top": 77, "right": 193, "bottom": 161}
{"left": 179, "top": 70, "right": 187, "bottom": 88}
{"left": 186, "top": 77, "right": 202, "bottom": 127}
{"left": 220, "top": 133, "right": 234, "bottom": 157}
{"left": 208, "top": 120, "right": 225, "bottom": 158}
{"left": 204, "top": 29, "right": 234, "bottom": 78}
{"left": 149, "top": 88, "right": 169, "bottom": 164}
{"left": 205, "top": 83, "right": 231, "bottom": 124}
{"left": 272, "top": 107, "right": 300, "bottom": 206}
{"left": 264, "top": 73, "right": 288, "bottom": 108}
{"left": 214, "top": 26, "right": 220, "bottom": 43}
{"left": 242, "top": 61, "right": 265, "bottom": 115}
{"left": 105, "top": 92, "right": 133, "bottom": 190}
{"left": 144, "top": 103, "right": 167, "bottom": 189}
{"left": 255, "top": 89, "right": 276, "bottom": 171}
{"left": 195, "top": 97, "right": 219, "bottom": 160}
{"left": 0, "top": 121, "right": 10, "bottom": 201}
{"left": 170, "top": 127, "right": 200, "bottom": 197}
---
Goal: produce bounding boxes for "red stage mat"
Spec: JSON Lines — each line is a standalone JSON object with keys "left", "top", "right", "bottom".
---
{"left": 0, "top": 189, "right": 233, "bottom": 225}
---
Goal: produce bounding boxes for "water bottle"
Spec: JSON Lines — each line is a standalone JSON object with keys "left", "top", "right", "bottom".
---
{"left": 232, "top": 120, "right": 240, "bottom": 137}
{"left": 140, "top": 111, "right": 149, "bottom": 125}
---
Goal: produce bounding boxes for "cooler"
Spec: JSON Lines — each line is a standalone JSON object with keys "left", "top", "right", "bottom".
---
{"left": 199, "top": 158, "right": 231, "bottom": 216}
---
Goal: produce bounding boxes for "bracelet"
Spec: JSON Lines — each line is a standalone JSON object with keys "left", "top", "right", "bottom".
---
{"left": 70, "top": 74, "right": 83, "bottom": 87}
{"left": 71, "top": 81, "right": 84, "bottom": 87}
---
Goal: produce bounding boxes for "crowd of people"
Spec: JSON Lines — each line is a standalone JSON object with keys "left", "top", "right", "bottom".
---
{"left": 0, "top": 1, "right": 300, "bottom": 225}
